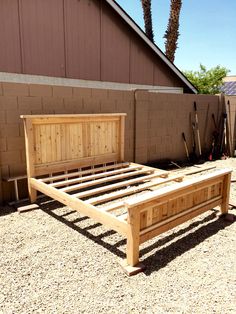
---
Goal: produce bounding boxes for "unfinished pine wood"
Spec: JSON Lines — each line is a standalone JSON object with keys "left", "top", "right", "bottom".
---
{"left": 21, "top": 114, "right": 127, "bottom": 176}
{"left": 60, "top": 168, "right": 154, "bottom": 193}
{"left": 72, "top": 171, "right": 170, "bottom": 199}
{"left": 86, "top": 174, "right": 184, "bottom": 206}
{"left": 23, "top": 118, "right": 37, "bottom": 202}
{"left": 30, "top": 178, "right": 128, "bottom": 237}
{"left": 50, "top": 165, "right": 143, "bottom": 188}
{"left": 22, "top": 114, "right": 232, "bottom": 274}
{"left": 40, "top": 162, "right": 130, "bottom": 183}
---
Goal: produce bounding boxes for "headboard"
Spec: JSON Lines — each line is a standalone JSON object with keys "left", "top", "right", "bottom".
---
{"left": 21, "top": 114, "right": 126, "bottom": 177}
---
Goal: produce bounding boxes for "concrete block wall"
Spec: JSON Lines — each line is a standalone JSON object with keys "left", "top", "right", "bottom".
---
{"left": 0, "top": 81, "right": 225, "bottom": 203}
{"left": 135, "top": 91, "right": 222, "bottom": 164}
{"left": 0, "top": 82, "right": 134, "bottom": 202}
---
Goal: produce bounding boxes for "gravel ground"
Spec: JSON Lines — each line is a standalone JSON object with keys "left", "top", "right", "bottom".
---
{"left": 0, "top": 159, "right": 236, "bottom": 314}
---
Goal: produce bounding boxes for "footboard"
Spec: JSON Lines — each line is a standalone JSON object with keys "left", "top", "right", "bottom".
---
{"left": 124, "top": 169, "right": 231, "bottom": 269}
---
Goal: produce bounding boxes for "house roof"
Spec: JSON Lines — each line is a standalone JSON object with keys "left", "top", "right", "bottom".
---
{"left": 105, "top": 0, "right": 198, "bottom": 94}
{"left": 221, "top": 81, "right": 236, "bottom": 95}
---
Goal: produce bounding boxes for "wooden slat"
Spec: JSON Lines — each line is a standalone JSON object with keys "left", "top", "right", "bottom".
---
{"left": 34, "top": 153, "right": 120, "bottom": 176}
{"left": 86, "top": 174, "right": 184, "bottom": 205}
{"left": 40, "top": 162, "right": 129, "bottom": 182}
{"left": 60, "top": 168, "right": 155, "bottom": 193}
{"left": 73, "top": 172, "right": 171, "bottom": 199}
{"left": 100, "top": 201, "right": 125, "bottom": 212}
{"left": 30, "top": 178, "right": 128, "bottom": 237}
{"left": 50, "top": 165, "right": 143, "bottom": 188}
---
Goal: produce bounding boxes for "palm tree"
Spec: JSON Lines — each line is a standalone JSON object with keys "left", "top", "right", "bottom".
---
{"left": 164, "top": 0, "right": 182, "bottom": 62}
{"left": 141, "top": 0, "right": 154, "bottom": 42}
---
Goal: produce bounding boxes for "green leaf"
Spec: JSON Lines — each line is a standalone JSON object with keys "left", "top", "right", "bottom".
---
{"left": 183, "top": 64, "right": 230, "bottom": 94}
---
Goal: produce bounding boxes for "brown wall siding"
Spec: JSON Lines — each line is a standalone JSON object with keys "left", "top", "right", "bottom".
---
{"left": 101, "top": 3, "right": 130, "bottom": 83}
{"left": 0, "top": 0, "right": 190, "bottom": 91}
{"left": 0, "top": 0, "right": 22, "bottom": 73}
{"left": 19, "top": 0, "right": 66, "bottom": 76}
{"left": 65, "top": 0, "right": 101, "bottom": 80}
{"left": 130, "top": 37, "right": 154, "bottom": 85}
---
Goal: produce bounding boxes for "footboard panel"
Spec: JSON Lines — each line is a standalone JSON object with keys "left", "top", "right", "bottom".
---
{"left": 139, "top": 178, "right": 223, "bottom": 243}
{"left": 125, "top": 169, "right": 231, "bottom": 267}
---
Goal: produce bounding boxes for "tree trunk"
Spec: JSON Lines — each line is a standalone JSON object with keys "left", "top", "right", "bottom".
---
{"left": 164, "top": 0, "right": 182, "bottom": 63}
{"left": 141, "top": 0, "right": 154, "bottom": 42}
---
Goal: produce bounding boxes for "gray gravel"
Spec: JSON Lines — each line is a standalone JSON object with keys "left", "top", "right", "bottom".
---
{"left": 1, "top": 159, "right": 236, "bottom": 314}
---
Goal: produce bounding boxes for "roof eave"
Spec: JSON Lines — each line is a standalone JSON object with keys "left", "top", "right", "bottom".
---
{"left": 105, "top": 0, "right": 198, "bottom": 94}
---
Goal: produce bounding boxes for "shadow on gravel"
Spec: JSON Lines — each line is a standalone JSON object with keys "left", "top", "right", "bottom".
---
{"left": 38, "top": 200, "right": 235, "bottom": 275}
{"left": 39, "top": 199, "right": 126, "bottom": 259}
{"left": 142, "top": 213, "right": 235, "bottom": 276}
{"left": 0, "top": 205, "right": 16, "bottom": 217}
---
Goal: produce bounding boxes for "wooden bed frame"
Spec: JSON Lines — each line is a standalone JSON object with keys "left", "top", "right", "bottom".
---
{"left": 21, "top": 113, "right": 231, "bottom": 275}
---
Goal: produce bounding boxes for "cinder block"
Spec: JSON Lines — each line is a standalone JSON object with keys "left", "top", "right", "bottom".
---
{"left": 2, "top": 181, "right": 15, "bottom": 202}
{"left": 135, "top": 148, "right": 148, "bottom": 164}
{"left": 0, "top": 110, "right": 6, "bottom": 123}
{"left": 64, "top": 98, "right": 84, "bottom": 113}
{"left": 0, "top": 138, "right": 7, "bottom": 152}
{"left": 91, "top": 88, "right": 108, "bottom": 100}
{"left": 0, "top": 165, "right": 9, "bottom": 178}
{"left": 73, "top": 87, "right": 92, "bottom": 99}
{"left": 124, "top": 150, "right": 134, "bottom": 162}
{"left": 42, "top": 97, "right": 64, "bottom": 113}
{"left": 0, "top": 96, "right": 18, "bottom": 110}
{"left": 21, "top": 150, "right": 26, "bottom": 163}
{"left": 19, "top": 123, "right": 24, "bottom": 137}
{"left": 7, "top": 137, "right": 25, "bottom": 151}
{"left": 108, "top": 89, "right": 124, "bottom": 101}
{"left": 6, "top": 110, "right": 21, "bottom": 124}
{"left": 100, "top": 100, "right": 116, "bottom": 113}
{"left": 123, "top": 91, "right": 134, "bottom": 101}
{"left": 9, "top": 163, "right": 26, "bottom": 176}
{"left": 0, "top": 124, "right": 20, "bottom": 138}
{"left": 53, "top": 86, "right": 73, "bottom": 98}
{"left": 2, "top": 83, "right": 29, "bottom": 96}
{"left": 18, "top": 96, "right": 42, "bottom": 112}
{"left": 0, "top": 151, "right": 21, "bottom": 165}
{"left": 82, "top": 99, "right": 101, "bottom": 113}
{"left": 135, "top": 91, "right": 150, "bottom": 101}
{"left": 29, "top": 84, "right": 53, "bottom": 97}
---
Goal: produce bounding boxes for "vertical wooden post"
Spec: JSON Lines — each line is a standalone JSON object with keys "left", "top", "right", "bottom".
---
{"left": 23, "top": 118, "right": 37, "bottom": 203}
{"left": 221, "top": 173, "right": 231, "bottom": 214}
{"left": 126, "top": 206, "right": 140, "bottom": 266}
{"left": 120, "top": 115, "right": 125, "bottom": 162}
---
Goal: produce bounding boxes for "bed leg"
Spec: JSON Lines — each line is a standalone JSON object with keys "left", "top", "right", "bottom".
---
{"left": 120, "top": 207, "right": 145, "bottom": 276}
{"left": 28, "top": 181, "right": 37, "bottom": 203}
{"left": 220, "top": 173, "right": 231, "bottom": 214}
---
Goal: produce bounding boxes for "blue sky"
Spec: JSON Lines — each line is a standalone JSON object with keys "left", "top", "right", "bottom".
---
{"left": 116, "top": 0, "right": 236, "bottom": 75}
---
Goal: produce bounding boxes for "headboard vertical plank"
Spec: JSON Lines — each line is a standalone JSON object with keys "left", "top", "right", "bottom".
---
{"left": 120, "top": 115, "right": 125, "bottom": 162}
